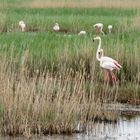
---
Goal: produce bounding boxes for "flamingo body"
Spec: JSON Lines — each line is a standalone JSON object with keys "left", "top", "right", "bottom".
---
{"left": 53, "top": 23, "right": 60, "bottom": 31}
{"left": 100, "top": 56, "right": 121, "bottom": 69}
{"left": 100, "top": 58, "right": 121, "bottom": 71}
{"left": 19, "top": 20, "right": 26, "bottom": 32}
{"left": 93, "top": 23, "right": 103, "bottom": 28}
{"left": 78, "top": 30, "right": 86, "bottom": 35}
{"left": 93, "top": 23, "right": 104, "bottom": 35}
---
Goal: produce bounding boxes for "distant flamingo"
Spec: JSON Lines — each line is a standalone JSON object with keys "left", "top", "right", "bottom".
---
{"left": 108, "top": 25, "right": 113, "bottom": 33}
{"left": 93, "top": 23, "right": 105, "bottom": 35}
{"left": 53, "top": 23, "right": 60, "bottom": 32}
{"left": 93, "top": 36, "right": 122, "bottom": 85}
{"left": 19, "top": 20, "right": 26, "bottom": 32}
{"left": 78, "top": 30, "right": 86, "bottom": 35}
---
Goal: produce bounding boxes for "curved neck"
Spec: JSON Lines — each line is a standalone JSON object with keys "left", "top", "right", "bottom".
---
{"left": 96, "top": 38, "right": 102, "bottom": 61}
{"left": 99, "top": 49, "right": 104, "bottom": 57}
{"left": 97, "top": 38, "right": 101, "bottom": 50}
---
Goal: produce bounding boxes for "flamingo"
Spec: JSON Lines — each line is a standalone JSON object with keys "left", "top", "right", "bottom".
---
{"left": 93, "top": 36, "right": 122, "bottom": 85}
{"left": 108, "top": 25, "right": 113, "bottom": 33}
{"left": 19, "top": 20, "right": 26, "bottom": 32}
{"left": 93, "top": 23, "right": 105, "bottom": 35}
{"left": 53, "top": 23, "right": 60, "bottom": 32}
{"left": 78, "top": 30, "right": 86, "bottom": 35}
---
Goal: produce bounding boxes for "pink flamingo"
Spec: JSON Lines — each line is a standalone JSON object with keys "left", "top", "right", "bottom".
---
{"left": 93, "top": 36, "right": 122, "bottom": 85}
{"left": 93, "top": 23, "right": 105, "bottom": 35}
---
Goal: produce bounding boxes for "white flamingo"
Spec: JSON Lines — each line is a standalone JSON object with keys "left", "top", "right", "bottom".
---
{"left": 108, "top": 25, "right": 113, "bottom": 33}
{"left": 93, "top": 23, "right": 104, "bottom": 35}
{"left": 19, "top": 20, "right": 26, "bottom": 32}
{"left": 53, "top": 23, "right": 60, "bottom": 31}
{"left": 78, "top": 30, "right": 86, "bottom": 35}
{"left": 93, "top": 36, "right": 122, "bottom": 85}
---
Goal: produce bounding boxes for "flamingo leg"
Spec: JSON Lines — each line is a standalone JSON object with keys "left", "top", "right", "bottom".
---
{"left": 103, "top": 70, "right": 106, "bottom": 82}
{"left": 107, "top": 70, "right": 117, "bottom": 86}
{"left": 103, "top": 70, "right": 106, "bottom": 83}
{"left": 107, "top": 70, "right": 112, "bottom": 85}
{"left": 111, "top": 71, "right": 117, "bottom": 85}
{"left": 105, "top": 70, "right": 116, "bottom": 86}
{"left": 103, "top": 70, "right": 110, "bottom": 84}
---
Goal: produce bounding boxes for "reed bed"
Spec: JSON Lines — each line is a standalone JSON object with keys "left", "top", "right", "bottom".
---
{"left": 0, "top": 53, "right": 119, "bottom": 137}
{"left": 0, "top": 7, "right": 139, "bottom": 136}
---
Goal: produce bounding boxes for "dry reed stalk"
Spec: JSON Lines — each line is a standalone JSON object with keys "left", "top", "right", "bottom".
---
{"left": 0, "top": 74, "right": 118, "bottom": 136}
{"left": 0, "top": 52, "right": 120, "bottom": 136}
{"left": 20, "top": 49, "right": 30, "bottom": 78}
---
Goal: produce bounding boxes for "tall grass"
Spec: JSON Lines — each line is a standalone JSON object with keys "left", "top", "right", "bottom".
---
{"left": 0, "top": 30, "right": 139, "bottom": 83}
{"left": 0, "top": 8, "right": 138, "bottom": 32}
{"left": 0, "top": 51, "right": 119, "bottom": 136}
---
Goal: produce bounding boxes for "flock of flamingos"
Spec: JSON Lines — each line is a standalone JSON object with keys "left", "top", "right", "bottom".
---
{"left": 19, "top": 20, "right": 122, "bottom": 86}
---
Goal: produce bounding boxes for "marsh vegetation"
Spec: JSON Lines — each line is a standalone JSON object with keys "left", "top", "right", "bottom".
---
{"left": 0, "top": 0, "right": 140, "bottom": 137}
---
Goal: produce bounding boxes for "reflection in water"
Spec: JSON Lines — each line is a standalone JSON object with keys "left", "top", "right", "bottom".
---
{"left": 1, "top": 116, "right": 140, "bottom": 140}
{"left": 82, "top": 116, "right": 140, "bottom": 140}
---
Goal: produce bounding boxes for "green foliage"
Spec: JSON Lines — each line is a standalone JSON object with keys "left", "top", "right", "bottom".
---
{"left": 0, "top": 8, "right": 139, "bottom": 84}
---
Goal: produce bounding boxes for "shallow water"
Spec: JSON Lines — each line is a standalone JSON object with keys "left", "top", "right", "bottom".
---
{"left": 1, "top": 105, "right": 140, "bottom": 140}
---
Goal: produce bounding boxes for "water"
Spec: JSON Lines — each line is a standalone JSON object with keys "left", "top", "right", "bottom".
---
{"left": 81, "top": 116, "right": 140, "bottom": 140}
{"left": 1, "top": 105, "right": 140, "bottom": 140}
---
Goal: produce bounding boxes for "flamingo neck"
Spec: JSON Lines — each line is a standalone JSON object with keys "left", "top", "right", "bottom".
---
{"left": 96, "top": 38, "right": 102, "bottom": 61}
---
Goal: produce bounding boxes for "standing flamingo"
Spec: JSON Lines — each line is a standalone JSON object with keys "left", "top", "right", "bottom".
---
{"left": 78, "top": 30, "right": 86, "bottom": 35}
{"left": 108, "top": 25, "right": 113, "bottom": 33}
{"left": 19, "top": 20, "right": 26, "bottom": 32}
{"left": 93, "top": 36, "right": 122, "bottom": 85}
{"left": 53, "top": 23, "right": 60, "bottom": 32}
{"left": 93, "top": 23, "right": 105, "bottom": 35}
